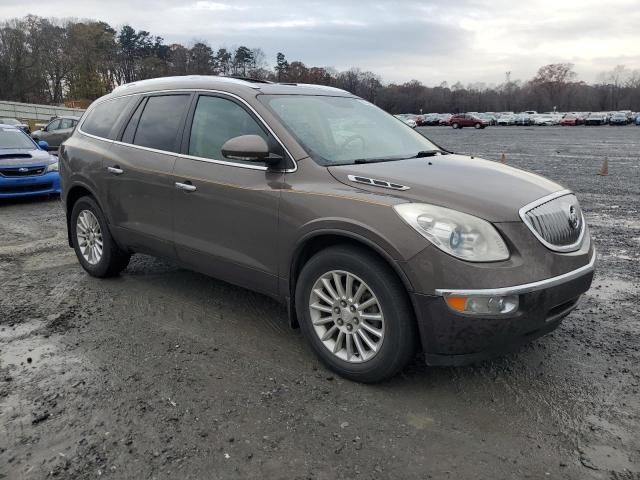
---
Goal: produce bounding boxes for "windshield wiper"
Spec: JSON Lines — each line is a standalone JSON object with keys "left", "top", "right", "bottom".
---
{"left": 347, "top": 150, "right": 448, "bottom": 165}
{"left": 353, "top": 156, "right": 408, "bottom": 164}
{"left": 413, "top": 149, "right": 448, "bottom": 157}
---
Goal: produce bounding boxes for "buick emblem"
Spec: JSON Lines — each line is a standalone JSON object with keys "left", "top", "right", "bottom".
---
{"left": 568, "top": 205, "right": 579, "bottom": 230}
{"left": 18, "top": 167, "right": 29, "bottom": 172}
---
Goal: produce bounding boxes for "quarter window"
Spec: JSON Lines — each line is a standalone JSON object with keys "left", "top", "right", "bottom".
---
{"left": 132, "top": 95, "right": 190, "bottom": 152}
{"left": 81, "top": 96, "right": 133, "bottom": 139}
{"left": 188, "top": 96, "right": 269, "bottom": 162}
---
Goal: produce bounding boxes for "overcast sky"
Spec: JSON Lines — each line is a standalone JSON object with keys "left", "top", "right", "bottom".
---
{"left": 3, "top": 0, "right": 639, "bottom": 85}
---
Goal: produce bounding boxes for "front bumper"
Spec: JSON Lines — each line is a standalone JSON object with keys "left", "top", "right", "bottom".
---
{"left": 0, "top": 171, "right": 61, "bottom": 198}
{"left": 412, "top": 250, "right": 596, "bottom": 366}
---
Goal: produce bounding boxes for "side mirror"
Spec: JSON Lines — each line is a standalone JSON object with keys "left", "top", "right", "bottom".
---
{"left": 221, "top": 135, "right": 280, "bottom": 164}
{"left": 37, "top": 140, "right": 49, "bottom": 150}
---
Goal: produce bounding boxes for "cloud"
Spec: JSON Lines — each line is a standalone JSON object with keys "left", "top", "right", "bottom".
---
{"left": 190, "top": 1, "right": 248, "bottom": 11}
{"left": 2, "top": 0, "right": 638, "bottom": 84}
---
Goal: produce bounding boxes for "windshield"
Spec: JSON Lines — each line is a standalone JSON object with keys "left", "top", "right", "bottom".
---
{"left": 0, "top": 128, "right": 36, "bottom": 149}
{"left": 258, "top": 95, "right": 439, "bottom": 166}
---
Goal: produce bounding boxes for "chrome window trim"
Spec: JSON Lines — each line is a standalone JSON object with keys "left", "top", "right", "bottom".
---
{"left": 518, "top": 189, "right": 586, "bottom": 253}
{"left": 435, "top": 248, "right": 596, "bottom": 297}
{"left": 77, "top": 88, "right": 298, "bottom": 173}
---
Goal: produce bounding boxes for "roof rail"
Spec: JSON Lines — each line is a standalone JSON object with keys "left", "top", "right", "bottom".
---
{"left": 224, "top": 76, "right": 273, "bottom": 84}
{"left": 283, "top": 83, "right": 349, "bottom": 94}
{"left": 111, "top": 75, "right": 264, "bottom": 94}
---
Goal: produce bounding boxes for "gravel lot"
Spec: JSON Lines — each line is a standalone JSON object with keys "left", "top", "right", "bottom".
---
{"left": 1, "top": 126, "right": 639, "bottom": 479}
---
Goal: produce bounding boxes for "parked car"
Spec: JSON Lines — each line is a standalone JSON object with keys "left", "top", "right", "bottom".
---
{"left": 32, "top": 115, "right": 81, "bottom": 150}
{"left": 60, "top": 76, "right": 595, "bottom": 382}
{"left": 477, "top": 113, "right": 497, "bottom": 126}
{"left": 394, "top": 114, "right": 417, "bottom": 128}
{"left": 560, "top": 115, "right": 579, "bottom": 126}
{"left": 449, "top": 113, "right": 489, "bottom": 129}
{"left": 514, "top": 113, "right": 533, "bottom": 126}
{"left": 636, "top": 114, "right": 640, "bottom": 125}
{"left": 585, "top": 113, "right": 607, "bottom": 125}
{"left": 438, "top": 114, "right": 453, "bottom": 126}
{"left": 413, "top": 115, "right": 425, "bottom": 126}
{"left": 534, "top": 114, "right": 555, "bottom": 126}
{"left": 421, "top": 114, "right": 441, "bottom": 126}
{"left": 0, "top": 124, "right": 60, "bottom": 198}
{"left": 497, "top": 114, "right": 516, "bottom": 126}
{"left": 609, "top": 112, "right": 629, "bottom": 125}
{"left": 0, "top": 117, "right": 30, "bottom": 134}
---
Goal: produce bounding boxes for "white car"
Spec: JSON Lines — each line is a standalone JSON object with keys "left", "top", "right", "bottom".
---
{"left": 534, "top": 115, "right": 555, "bottom": 126}
{"left": 497, "top": 115, "right": 516, "bottom": 126}
{"left": 394, "top": 114, "right": 417, "bottom": 128}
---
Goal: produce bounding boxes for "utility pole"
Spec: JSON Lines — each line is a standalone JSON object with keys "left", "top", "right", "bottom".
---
{"left": 505, "top": 71, "right": 512, "bottom": 111}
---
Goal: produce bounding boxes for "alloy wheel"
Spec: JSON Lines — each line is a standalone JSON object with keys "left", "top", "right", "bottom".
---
{"left": 308, "top": 270, "right": 385, "bottom": 363}
{"left": 76, "top": 210, "right": 103, "bottom": 265}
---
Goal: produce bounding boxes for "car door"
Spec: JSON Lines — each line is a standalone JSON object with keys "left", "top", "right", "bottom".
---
{"left": 55, "top": 118, "right": 76, "bottom": 146}
{"left": 40, "top": 119, "right": 61, "bottom": 145}
{"left": 171, "top": 93, "right": 286, "bottom": 297}
{"left": 102, "top": 93, "right": 192, "bottom": 259}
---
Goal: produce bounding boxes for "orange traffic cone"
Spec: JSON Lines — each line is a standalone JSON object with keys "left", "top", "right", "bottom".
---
{"left": 598, "top": 158, "right": 609, "bottom": 176}
{"left": 500, "top": 152, "right": 506, "bottom": 163}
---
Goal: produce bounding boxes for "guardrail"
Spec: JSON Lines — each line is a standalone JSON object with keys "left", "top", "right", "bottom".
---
{"left": 0, "top": 100, "right": 86, "bottom": 123}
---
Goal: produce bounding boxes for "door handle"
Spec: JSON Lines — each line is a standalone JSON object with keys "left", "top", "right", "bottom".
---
{"left": 107, "top": 166, "right": 124, "bottom": 175}
{"left": 175, "top": 181, "right": 197, "bottom": 192}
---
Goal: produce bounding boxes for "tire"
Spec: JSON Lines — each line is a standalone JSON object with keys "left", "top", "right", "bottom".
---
{"left": 451, "top": 123, "right": 460, "bottom": 129}
{"left": 295, "top": 245, "right": 417, "bottom": 383}
{"left": 474, "top": 123, "right": 482, "bottom": 129}
{"left": 70, "top": 196, "right": 130, "bottom": 278}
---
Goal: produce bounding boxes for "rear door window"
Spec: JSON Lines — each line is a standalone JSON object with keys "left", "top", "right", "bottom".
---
{"left": 132, "top": 95, "right": 191, "bottom": 153}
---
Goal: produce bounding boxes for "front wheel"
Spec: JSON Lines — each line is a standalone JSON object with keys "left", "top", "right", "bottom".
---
{"left": 70, "top": 196, "right": 130, "bottom": 277}
{"left": 474, "top": 123, "right": 482, "bottom": 129}
{"left": 295, "top": 246, "right": 417, "bottom": 383}
{"left": 451, "top": 123, "right": 460, "bottom": 129}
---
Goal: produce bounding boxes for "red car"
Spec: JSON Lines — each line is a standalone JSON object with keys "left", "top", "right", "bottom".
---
{"left": 449, "top": 114, "right": 490, "bottom": 129}
{"left": 560, "top": 115, "right": 578, "bottom": 126}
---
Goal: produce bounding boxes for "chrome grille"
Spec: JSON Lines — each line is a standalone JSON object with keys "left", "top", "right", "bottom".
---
{"left": 520, "top": 191, "right": 584, "bottom": 252}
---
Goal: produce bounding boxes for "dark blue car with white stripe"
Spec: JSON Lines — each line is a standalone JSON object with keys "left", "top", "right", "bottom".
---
{"left": 0, "top": 124, "right": 60, "bottom": 198}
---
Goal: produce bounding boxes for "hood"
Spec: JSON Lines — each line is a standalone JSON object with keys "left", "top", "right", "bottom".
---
{"left": 328, "top": 154, "right": 564, "bottom": 222}
{"left": 0, "top": 148, "right": 56, "bottom": 168}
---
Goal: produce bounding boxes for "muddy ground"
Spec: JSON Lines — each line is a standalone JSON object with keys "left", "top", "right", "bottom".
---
{"left": 1, "top": 126, "right": 639, "bottom": 479}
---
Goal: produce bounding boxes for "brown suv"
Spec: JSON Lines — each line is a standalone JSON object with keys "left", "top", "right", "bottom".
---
{"left": 60, "top": 76, "right": 595, "bottom": 382}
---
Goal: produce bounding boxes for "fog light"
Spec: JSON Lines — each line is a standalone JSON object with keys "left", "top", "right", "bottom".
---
{"left": 445, "top": 294, "right": 519, "bottom": 315}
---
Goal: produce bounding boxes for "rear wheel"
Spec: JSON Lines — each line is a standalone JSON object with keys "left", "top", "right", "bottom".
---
{"left": 295, "top": 245, "right": 417, "bottom": 383}
{"left": 70, "top": 196, "right": 130, "bottom": 277}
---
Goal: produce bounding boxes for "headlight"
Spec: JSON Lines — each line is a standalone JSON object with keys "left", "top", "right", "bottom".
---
{"left": 45, "top": 162, "right": 59, "bottom": 172}
{"left": 393, "top": 203, "right": 509, "bottom": 262}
